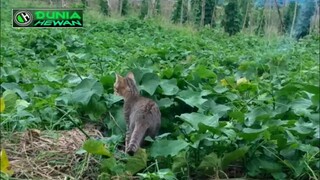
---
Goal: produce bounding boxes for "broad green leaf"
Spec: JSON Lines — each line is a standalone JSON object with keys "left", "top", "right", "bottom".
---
{"left": 271, "top": 172, "right": 287, "bottom": 179}
{"left": 290, "top": 122, "right": 314, "bottom": 135}
{"left": 213, "top": 104, "right": 231, "bottom": 115}
{"left": 213, "top": 85, "right": 228, "bottom": 94}
{"left": 162, "top": 68, "right": 174, "bottom": 78}
{"left": 104, "top": 93, "right": 123, "bottom": 107}
{"left": 131, "top": 68, "right": 152, "bottom": 83}
{"left": 298, "top": 144, "right": 319, "bottom": 154}
{"left": 221, "top": 146, "right": 249, "bottom": 169}
{"left": 125, "top": 148, "right": 147, "bottom": 174}
{"left": 157, "top": 98, "right": 174, "bottom": 108}
{"left": 0, "top": 148, "right": 14, "bottom": 176}
{"left": 100, "top": 75, "right": 115, "bottom": 89}
{"left": 139, "top": 73, "right": 160, "bottom": 95}
{"left": 258, "top": 158, "right": 282, "bottom": 172}
{"left": 177, "top": 89, "right": 207, "bottom": 108}
{"left": 83, "top": 139, "right": 112, "bottom": 157}
{"left": 149, "top": 139, "right": 189, "bottom": 157}
{"left": 198, "top": 152, "right": 220, "bottom": 171}
{"left": 194, "top": 65, "right": 217, "bottom": 80}
{"left": 245, "top": 107, "right": 272, "bottom": 126}
{"left": 100, "top": 157, "right": 117, "bottom": 174}
{"left": 229, "top": 111, "right": 245, "bottom": 122}
{"left": 86, "top": 95, "right": 107, "bottom": 118}
{"left": 159, "top": 79, "right": 179, "bottom": 95}
{"left": 172, "top": 151, "right": 187, "bottom": 173}
{"left": 106, "top": 108, "right": 126, "bottom": 135}
{"left": 243, "top": 126, "right": 268, "bottom": 134}
{"left": 177, "top": 112, "right": 219, "bottom": 130}
{"left": 290, "top": 98, "right": 312, "bottom": 116}
{"left": 2, "top": 90, "right": 18, "bottom": 113}
{"left": 16, "top": 99, "right": 30, "bottom": 110}
{"left": 1, "top": 83, "right": 28, "bottom": 100}
{"left": 71, "top": 79, "right": 104, "bottom": 105}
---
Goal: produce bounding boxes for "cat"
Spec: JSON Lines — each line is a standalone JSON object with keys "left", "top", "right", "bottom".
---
{"left": 114, "top": 72, "right": 161, "bottom": 156}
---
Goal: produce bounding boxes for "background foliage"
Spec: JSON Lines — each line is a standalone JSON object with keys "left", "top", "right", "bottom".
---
{"left": 1, "top": 0, "right": 319, "bottom": 179}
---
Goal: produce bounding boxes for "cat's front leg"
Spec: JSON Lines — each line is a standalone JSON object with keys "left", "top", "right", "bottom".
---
{"left": 125, "top": 123, "right": 134, "bottom": 152}
{"left": 125, "top": 125, "right": 131, "bottom": 151}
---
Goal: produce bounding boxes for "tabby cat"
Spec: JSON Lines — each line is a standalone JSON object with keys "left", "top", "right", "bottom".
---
{"left": 114, "top": 72, "right": 161, "bottom": 156}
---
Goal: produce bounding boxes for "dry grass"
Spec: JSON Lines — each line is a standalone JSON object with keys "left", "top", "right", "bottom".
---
{"left": 0, "top": 124, "right": 103, "bottom": 180}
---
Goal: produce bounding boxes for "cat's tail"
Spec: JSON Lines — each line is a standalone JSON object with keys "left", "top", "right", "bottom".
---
{"left": 127, "top": 123, "right": 147, "bottom": 156}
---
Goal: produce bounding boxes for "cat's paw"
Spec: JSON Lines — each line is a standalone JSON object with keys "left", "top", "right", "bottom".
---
{"left": 126, "top": 145, "right": 137, "bottom": 156}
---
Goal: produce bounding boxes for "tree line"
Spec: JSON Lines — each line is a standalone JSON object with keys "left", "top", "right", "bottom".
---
{"left": 45, "top": 0, "right": 319, "bottom": 39}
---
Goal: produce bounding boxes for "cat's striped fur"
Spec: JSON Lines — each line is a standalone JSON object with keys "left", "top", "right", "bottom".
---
{"left": 114, "top": 72, "right": 161, "bottom": 156}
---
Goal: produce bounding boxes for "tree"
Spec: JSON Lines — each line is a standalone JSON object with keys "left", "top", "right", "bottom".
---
{"left": 119, "top": 0, "right": 129, "bottom": 16}
{"left": 204, "top": 0, "right": 215, "bottom": 27}
{"left": 99, "top": 0, "right": 109, "bottom": 16}
{"left": 172, "top": 0, "right": 188, "bottom": 23}
{"left": 191, "top": 0, "right": 215, "bottom": 27}
{"left": 284, "top": 1, "right": 300, "bottom": 34}
{"left": 223, "top": 0, "right": 241, "bottom": 36}
{"left": 255, "top": 8, "right": 266, "bottom": 36}
{"left": 140, "top": 0, "right": 149, "bottom": 19}
{"left": 294, "top": 0, "right": 316, "bottom": 39}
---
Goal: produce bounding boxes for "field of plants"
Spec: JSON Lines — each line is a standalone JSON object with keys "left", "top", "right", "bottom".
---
{"left": 1, "top": 0, "right": 319, "bottom": 179}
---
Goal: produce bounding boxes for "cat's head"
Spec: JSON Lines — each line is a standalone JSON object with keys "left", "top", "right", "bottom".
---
{"left": 114, "top": 72, "right": 138, "bottom": 98}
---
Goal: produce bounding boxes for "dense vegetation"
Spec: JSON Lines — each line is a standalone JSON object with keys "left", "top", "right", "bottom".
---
{"left": 1, "top": 0, "right": 319, "bottom": 179}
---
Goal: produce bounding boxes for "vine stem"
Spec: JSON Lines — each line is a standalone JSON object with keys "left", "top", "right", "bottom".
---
{"left": 56, "top": 107, "right": 90, "bottom": 139}
{"left": 109, "top": 112, "right": 124, "bottom": 133}
{"left": 45, "top": 34, "right": 83, "bottom": 80}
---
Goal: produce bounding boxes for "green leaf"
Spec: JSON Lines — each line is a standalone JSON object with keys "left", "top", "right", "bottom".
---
{"left": 100, "top": 75, "right": 115, "bottom": 89}
{"left": 139, "top": 73, "right": 160, "bottom": 95}
{"left": 125, "top": 148, "right": 147, "bottom": 174}
{"left": 177, "top": 89, "right": 207, "bottom": 108}
{"left": 194, "top": 65, "right": 217, "bottom": 80}
{"left": 149, "top": 139, "right": 189, "bottom": 157}
{"left": 243, "top": 126, "right": 268, "bottom": 134}
{"left": 157, "top": 98, "right": 174, "bottom": 108}
{"left": 221, "top": 146, "right": 249, "bottom": 169}
{"left": 2, "top": 90, "right": 18, "bottom": 113}
{"left": 245, "top": 107, "right": 272, "bottom": 126}
{"left": 258, "top": 158, "right": 282, "bottom": 172}
{"left": 162, "top": 68, "right": 174, "bottom": 78}
{"left": 104, "top": 93, "right": 123, "bottom": 107}
{"left": 213, "top": 85, "right": 228, "bottom": 94}
{"left": 159, "top": 78, "right": 179, "bottom": 95}
{"left": 1, "top": 82, "right": 28, "bottom": 100}
{"left": 83, "top": 139, "right": 112, "bottom": 157}
{"left": 100, "top": 157, "right": 117, "bottom": 173}
{"left": 290, "top": 122, "right": 314, "bottom": 135}
{"left": 71, "top": 79, "right": 104, "bottom": 105}
{"left": 177, "top": 112, "right": 219, "bottom": 130}
{"left": 172, "top": 151, "right": 187, "bottom": 173}
{"left": 229, "top": 111, "right": 245, "bottom": 122}
{"left": 198, "top": 152, "right": 221, "bottom": 172}
{"left": 290, "top": 98, "right": 312, "bottom": 116}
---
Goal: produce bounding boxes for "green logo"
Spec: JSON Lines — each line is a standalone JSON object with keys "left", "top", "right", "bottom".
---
{"left": 14, "top": 11, "right": 33, "bottom": 26}
{"left": 13, "top": 9, "right": 83, "bottom": 28}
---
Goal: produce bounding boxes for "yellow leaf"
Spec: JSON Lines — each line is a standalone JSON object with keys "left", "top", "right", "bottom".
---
{"left": 0, "top": 148, "right": 14, "bottom": 176}
{"left": 0, "top": 97, "right": 5, "bottom": 113}
{"left": 236, "top": 77, "right": 249, "bottom": 85}
{"left": 220, "top": 79, "right": 229, "bottom": 86}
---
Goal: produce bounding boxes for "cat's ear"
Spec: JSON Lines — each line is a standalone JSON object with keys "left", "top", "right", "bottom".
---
{"left": 115, "top": 73, "right": 122, "bottom": 81}
{"left": 126, "top": 72, "right": 136, "bottom": 83}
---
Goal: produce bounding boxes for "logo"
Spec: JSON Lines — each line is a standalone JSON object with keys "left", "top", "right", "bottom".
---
{"left": 12, "top": 9, "right": 83, "bottom": 28}
{"left": 14, "top": 11, "right": 33, "bottom": 26}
